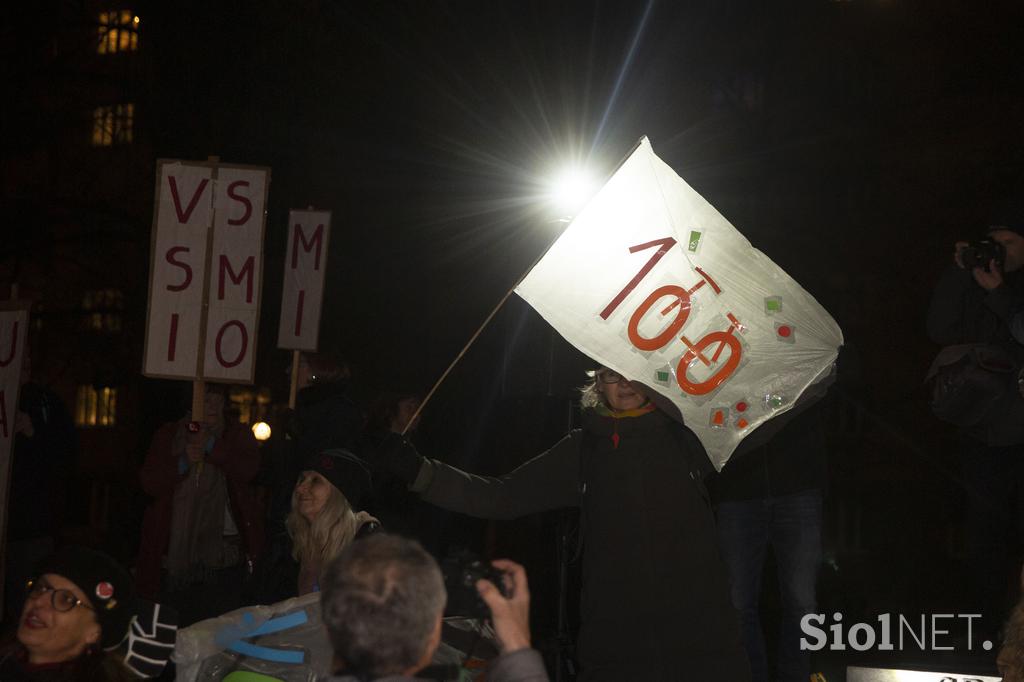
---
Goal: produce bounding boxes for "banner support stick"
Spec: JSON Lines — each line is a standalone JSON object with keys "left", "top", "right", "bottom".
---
{"left": 288, "top": 350, "right": 300, "bottom": 410}
{"left": 400, "top": 138, "right": 648, "bottom": 436}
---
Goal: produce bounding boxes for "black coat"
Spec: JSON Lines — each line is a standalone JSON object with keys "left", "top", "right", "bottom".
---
{"left": 414, "top": 408, "right": 749, "bottom": 682}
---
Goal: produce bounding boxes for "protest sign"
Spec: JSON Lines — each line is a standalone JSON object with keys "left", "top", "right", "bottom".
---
{"left": 515, "top": 137, "right": 843, "bottom": 469}
{"left": 0, "top": 307, "right": 29, "bottom": 612}
{"left": 277, "top": 210, "right": 331, "bottom": 351}
{"left": 143, "top": 159, "right": 270, "bottom": 384}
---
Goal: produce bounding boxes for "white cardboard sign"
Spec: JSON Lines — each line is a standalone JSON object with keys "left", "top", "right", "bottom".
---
{"left": 143, "top": 159, "right": 270, "bottom": 383}
{"left": 277, "top": 210, "right": 331, "bottom": 351}
{"left": 0, "top": 309, "right": 29, "bottom": 595}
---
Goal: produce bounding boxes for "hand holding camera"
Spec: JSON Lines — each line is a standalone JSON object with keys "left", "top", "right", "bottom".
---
{"left": 475, "top": 559, "right": 532, "bottom": 655}
{"left": 955, "top": 239, "right": 1006, "bottom": 290}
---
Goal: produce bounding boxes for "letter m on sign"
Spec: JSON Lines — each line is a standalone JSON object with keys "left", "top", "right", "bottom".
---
{"left": 278, "top": 210, "right": 332, "bottom": 351}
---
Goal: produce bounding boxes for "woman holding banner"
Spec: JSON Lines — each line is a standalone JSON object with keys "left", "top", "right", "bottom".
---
{"left": 379, "top": 366, "right": 750, "bottom": 682}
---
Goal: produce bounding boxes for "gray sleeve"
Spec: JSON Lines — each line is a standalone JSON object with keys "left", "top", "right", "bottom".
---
{"left": 487, "top": 648, "right": 550, "bottom": 682}
{"left": 411, "top": 432, "right": 581, "bottom": 520}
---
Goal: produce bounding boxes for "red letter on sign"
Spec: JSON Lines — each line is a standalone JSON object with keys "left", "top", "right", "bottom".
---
{"left": 0, "top": 321, "right": 17, "bottom": 367}
{"left": 226, "top": 181, "right": 252, "bottom": 226}
{"left": 294, "top": 290, "right": 306, "bottom": 336}
{"left": 165, "top": 247, "right": 193, "bottom": 292}
{"left": 291, "top": 223, "right": 324, "bottom": 270}
{"left": 214, "top": 320, "right": 248, "bottom": 368}
{"left": 167, "top": 313, "right": 179, "bottom": 362}
{"left": 0, "top": 389, "right": 7, "bottom": 438}
{"left": 218, "top": 255, "right": 254, "bottom": 303}
{"left": 167, "top": 176, "right": 210, "bottom": 223}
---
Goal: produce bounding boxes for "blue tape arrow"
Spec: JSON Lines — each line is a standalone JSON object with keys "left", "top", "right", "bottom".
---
{"left": 214, "top": 610, "right": 310, "bottom": 665}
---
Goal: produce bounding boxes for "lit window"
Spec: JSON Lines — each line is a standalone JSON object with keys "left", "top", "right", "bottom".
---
{"left": 97, "top": 10, "right": 139, "bottom": 54}
{"left": 81, "top": 289, "right": 123, "bottom": 332}
{"left": 75, "top": 386, "right": 118, "bottom": 427}
{"left": 91, "top": 104, "right": 134, "bottom": 146}
{"left": 229, "top": 387, "right": 273, "bottom": 425}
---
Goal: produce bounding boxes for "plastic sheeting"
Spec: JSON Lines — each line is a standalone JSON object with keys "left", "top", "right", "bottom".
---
{"left": 515, "top": 136, "right": 843, "bottom": 470}
{"left": 173, "top": 592, "right": 497, "bottom": 681}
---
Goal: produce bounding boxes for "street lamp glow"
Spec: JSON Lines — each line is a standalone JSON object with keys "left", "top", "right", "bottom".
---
{"left": 252, "top": 421, "right": 272, "bottom": 441}
{"left": 549, "top": 167, "right": 597, "bottom": 217}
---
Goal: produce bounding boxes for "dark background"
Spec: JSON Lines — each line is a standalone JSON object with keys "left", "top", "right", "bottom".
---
{"left": 4, "top": 0, "right": 1024, "bottom": 677}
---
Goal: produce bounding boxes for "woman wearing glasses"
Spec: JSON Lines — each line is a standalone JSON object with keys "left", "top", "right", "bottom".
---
{"left": 1, "top": 545, "right": 137, "bottom": 681}
{"left": 379, "top": 366, "right": 750, "bottom": 682}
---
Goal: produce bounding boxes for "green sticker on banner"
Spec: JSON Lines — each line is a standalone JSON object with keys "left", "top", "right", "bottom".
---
{"left": 224, "top": 673, "right": 285, "bottom": 682}
{"left": 687, "top": 230, "right": 702, "bottom": 252}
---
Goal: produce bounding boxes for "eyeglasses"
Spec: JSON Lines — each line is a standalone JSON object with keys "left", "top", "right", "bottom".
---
{"left": 598, "top": 370, "right": 624, "bottom": 384}
{"left": 25, "top": 579, "right": 94, "bottom": 613}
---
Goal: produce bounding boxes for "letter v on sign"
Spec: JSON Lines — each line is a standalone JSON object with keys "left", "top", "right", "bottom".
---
{"left": 167, "top": 175, "right": 210, "bottom": 223}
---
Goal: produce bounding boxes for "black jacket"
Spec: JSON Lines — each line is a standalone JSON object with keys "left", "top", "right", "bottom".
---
{"left": 927, "top": 264, "right": 1024, "bottom": 347}
{"left": 412, "top": 408, "right": 750, "bottom": 682}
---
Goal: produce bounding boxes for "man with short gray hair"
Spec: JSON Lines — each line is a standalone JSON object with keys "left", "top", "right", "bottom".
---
{"left": 320, "top": 533, "right": 547, "bottom": 681}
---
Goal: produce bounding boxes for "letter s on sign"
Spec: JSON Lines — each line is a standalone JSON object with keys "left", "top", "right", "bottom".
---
{"left": 800, "top": 614, "right": 827, "bottom": 651}
{"left": 165, "top": 247, "right": 192, "bottom": 292}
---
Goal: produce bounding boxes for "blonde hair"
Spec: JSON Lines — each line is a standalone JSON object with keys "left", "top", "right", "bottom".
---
{"left": 579, "top": 376, "right": 603, "bottom": 409}
{"left": 286, "top": 483, "right": 361, "bottom": 569}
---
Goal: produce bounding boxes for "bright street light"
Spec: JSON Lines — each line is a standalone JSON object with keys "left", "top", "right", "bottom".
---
{"left": 252, "top": 421, "right": 272, "bottom": 441}
{"left": 548, "top": 166, "right": 598, "bottom": 217}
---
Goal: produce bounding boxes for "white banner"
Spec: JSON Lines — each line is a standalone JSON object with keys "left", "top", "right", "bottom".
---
{"left": 515, "top": 137, "right": 843, "bottom": 469}
{"left": 202, "top": 166, "right": 269, "bottom": 383}
{"left": 144, "top": 160, "right": 269, "bottom": 383}
{"left": 277, "top": 210, "right": 331, "bottom": 351}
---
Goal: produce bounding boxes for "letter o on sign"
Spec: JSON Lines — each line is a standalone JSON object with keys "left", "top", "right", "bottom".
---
{"left": 214, "top": 320, "right": 248, "bottom": 368}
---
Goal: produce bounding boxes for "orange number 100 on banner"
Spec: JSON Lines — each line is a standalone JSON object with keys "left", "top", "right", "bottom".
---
{"left": 600, "top": 236, "right": 743, "bottom": 396}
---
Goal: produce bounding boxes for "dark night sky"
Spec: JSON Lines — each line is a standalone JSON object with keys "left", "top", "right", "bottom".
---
{"left": 4, "top": 0, "right": 1023, "bottom": 440}
{"left": 135, "top": 0, "right": 1024, "bottom": 414}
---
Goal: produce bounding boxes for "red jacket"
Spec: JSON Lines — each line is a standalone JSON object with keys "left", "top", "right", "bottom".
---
{"left": 136, "top": 421, "right": 265, "bottom": 599}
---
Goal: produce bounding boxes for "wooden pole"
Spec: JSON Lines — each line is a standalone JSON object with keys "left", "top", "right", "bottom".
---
{"left": 288, "top": 350, "right": 300, "bottom": 409}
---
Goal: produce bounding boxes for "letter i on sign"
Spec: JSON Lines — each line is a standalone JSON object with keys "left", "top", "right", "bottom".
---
{"left": 277, "top": 210, "right": 331, "bottom": 353}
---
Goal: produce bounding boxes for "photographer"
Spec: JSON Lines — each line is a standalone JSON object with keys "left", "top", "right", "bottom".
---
{"left": 927, "top": 221, "right": 1024, "bottom": 637}
{"left": 319, "top": 534, "right": 547, "bottom": 682}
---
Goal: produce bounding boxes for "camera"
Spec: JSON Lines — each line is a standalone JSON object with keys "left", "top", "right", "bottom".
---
{"left": 441, "top": 550, "right": 510, "bottom": 619}
{"left": 960, "top": 239, "right": 1006, "bottom": 271}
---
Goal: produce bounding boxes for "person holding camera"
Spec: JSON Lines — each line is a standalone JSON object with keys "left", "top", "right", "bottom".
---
{"left": 319, "top": 533, "right": 547, "bottom": 682}
{"left": 927, "top": 220, "right": 1024, "bottom": 637}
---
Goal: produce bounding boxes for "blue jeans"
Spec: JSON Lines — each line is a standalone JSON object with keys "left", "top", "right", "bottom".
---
{"left": 716, "top": 491, "right": 823, "bottom": 682}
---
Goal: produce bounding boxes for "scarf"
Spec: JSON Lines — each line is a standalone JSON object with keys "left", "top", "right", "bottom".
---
{"left": 165, "top": 421, "right": 235, "bottom": 590}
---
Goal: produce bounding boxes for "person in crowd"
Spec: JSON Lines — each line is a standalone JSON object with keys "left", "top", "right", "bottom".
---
{"left": 320, "top": 533, "right": 547, "bottom": 682}
{"left": 0, "top": 546, "right": 138, "bottom": 681}
{"left": 263, "top": 352, "right": 364, "bottom": 538}
{"left": 379, "top": 366, "right": 750, "bottom": 681}
{"left": 5, "top": 350, "right": 77, "bottom": 624}
{"left": 360, "top": 391, "right": 427, "bottom": 538}
{"left": 927, "top": 219, "right": 1024, "bottom": 636}
{"left": 251, "top": 449, "right": 380, "bottom": 603}
{"left": 137, "top": 386, "right": 264, "bottom": 625}
{"left": 709, "top": 404, "right": 828, "bottom": 682}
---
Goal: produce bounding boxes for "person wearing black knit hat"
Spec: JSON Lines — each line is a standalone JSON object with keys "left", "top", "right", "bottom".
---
{"left": 285, "top": 449, "right": 381, "bottom": 597}
{"left": 0, "top": 545, "right": 138, "bottom": 681}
